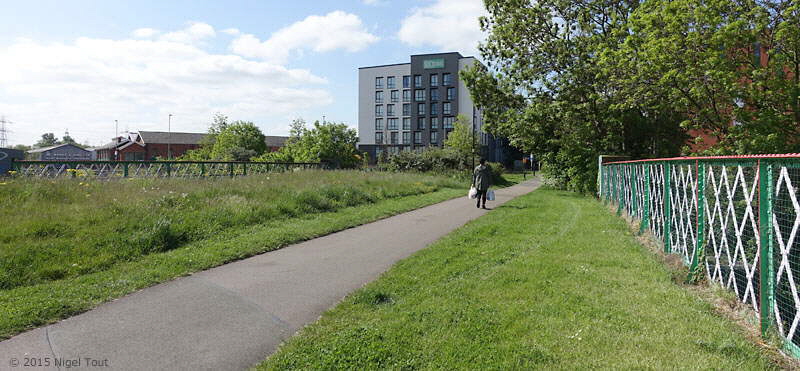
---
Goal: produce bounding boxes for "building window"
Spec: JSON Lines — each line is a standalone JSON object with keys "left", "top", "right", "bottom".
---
{"left": 442, "top": 73, "right": 452, "bottom": 85}
{"left": 414, "top": 75, "right": 422, "bottom": 88}
{"left": 418, "top": 117, "right": 426, "bottom": 130}
{"left": 430, "top": 88, "right": 439, "bottom": 101}
{"left": 402, "top": 117, "right": 411, "bottom": 130}
{"left": 430, "top": 74, "right": 438, "bottom": 86}
{"left": 430, "top": 131, "right": 439, "bottom": 144}
{"left": 430, "top": 117, "right": 438, "bottom": 129}
{"left": 376, "top": 77, "right": 384, "bottom": 89}
{"left": 414, "top": 131, "right": 422, "bottom": 144}
{"left": 417, "top": 103, "right": 425, "bottom": 115}
{"left": 375, "top": 147, "right": 383, "bottom": 157}
{"left": 387, "top": 76, "right": 396, "bottom": 89}
{"left": 403, "top": 89, "right": 411, "bottom": 102}
{"left": 375, "top": 105, "right": 384, "bottom": 116}
{"left": 402, "top": 132, "right": 411, "bottom": 144}
{"left": 375, "top": 118, "right": 384, "bottom": 130}
{"left": 402, "top": 103, "right": 410, "bottom": 116}
{"left": 375, "top": 132, "right": 384, "bottom": 144}
{"left": 403, "top": 75, "right": 410, "bottom": 88}
{"left": 415, "top": 89, "right": 425, "bottom": 102}
{"left": 443, "top": 102, "right": 452, "bottom": 115}
{"left": 390, "top": 90, "right": 399, "bottom": 102}
{"left": 387, "top": 104, "right": 396, "bottom": 116}
{"left": 443, "top": 116, "right": 454, "bottom": 129}
{"left": 447, "top": 87, "right": 456, "bottom": 100}
{"left": 390, "top": 132, "right": 399, "bottom": 144}
{"left": 375, "top": 91, "right": 384, "bottom": 103}
{"left": 388, "top": 118, "right": 399, "bottom": 130}
{"left": 431, "top": 102, "right": 438, "bottom": 115}
{"left": 389, "top": 146, "right": 399, "bottom": 155}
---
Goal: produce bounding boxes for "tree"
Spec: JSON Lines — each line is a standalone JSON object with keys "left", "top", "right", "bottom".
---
{"left": 256, "top": 120, "right": 360, "bottom": 168}
{"left": 610, "top": 0, "right": 800, "bottom": 154}
{"left": 35, "top": 133, "right": 59, "bottom": 148}
{"left": 209, "top": 121, "right": 267, "bottom": 161}
{"left": 463, "top": 0, "right": 687, "bottom": 193}
{"left": 444, "top": 114, "right": 478, "bottom": 169}
{"left": 62, "top": 134, "right": 77, "bottom": 145}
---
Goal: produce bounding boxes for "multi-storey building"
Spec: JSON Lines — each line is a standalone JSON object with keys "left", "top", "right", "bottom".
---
{"left": 359, "top": 52, "right": 510, "bottom": 162}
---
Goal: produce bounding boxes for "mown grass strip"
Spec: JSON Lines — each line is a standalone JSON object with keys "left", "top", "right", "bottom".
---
{"left": 258, "top": 187, "right": 776, "bottom": 370}
{"left": 0, "top": 184, "right": 470, "bottom": 340}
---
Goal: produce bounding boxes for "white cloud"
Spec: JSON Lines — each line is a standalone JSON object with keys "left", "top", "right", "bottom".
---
{"left": 362, "top": 0, "right": 382, "bottom": 5}
{"left": 398, "top": 0, "right": 488, "bottom": 55}
{"left": 230, "top": 11, "right": 379, "bottom": 64}
{"left": 159, "top": 22, "right": 216, "bottom": 44}
{"left": 222, "top": 28, "right": 241, "bottom": 36}
{"left": 0, "top": 26, "right": 333, "bottom": 146}
{"left": 132, "top": 28, "right": 159, "bottom": 38}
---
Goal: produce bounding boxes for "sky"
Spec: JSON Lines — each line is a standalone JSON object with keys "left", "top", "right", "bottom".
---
{"left": 0, "top": 0, "right": 489, "bottom": 147}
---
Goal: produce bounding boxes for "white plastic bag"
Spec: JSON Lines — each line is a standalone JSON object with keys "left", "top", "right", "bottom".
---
{"left": 486, "top": 190, "right": 495, "bottom": 201}
{"left": 468, "top": 187, "right": 478, "bottom": 199}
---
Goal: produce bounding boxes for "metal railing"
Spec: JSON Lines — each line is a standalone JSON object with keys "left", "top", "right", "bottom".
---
{"left": 11, "top": 160, "right": 322, "bottom": 179}
{"left": 599, "top": 154, "right": 800, "bottom": 358}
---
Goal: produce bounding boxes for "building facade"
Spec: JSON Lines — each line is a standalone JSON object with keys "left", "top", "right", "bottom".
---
{"left": 27, "top": 143, "right": 92, "bottom": 161}
{"left": 359, "top": 52, "right": 505, "bottom": 162}
{"left": 94, "top": 131, "right": 289, "bottom": 161}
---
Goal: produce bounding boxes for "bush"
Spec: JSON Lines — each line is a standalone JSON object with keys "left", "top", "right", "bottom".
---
{"left": 385, "top": 148, "right": 462, "bottom": 172}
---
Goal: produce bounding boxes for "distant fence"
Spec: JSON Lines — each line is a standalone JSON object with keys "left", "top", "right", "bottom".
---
{"left": 10, "top": 160, "right": 322, "bottom": 179}
{"left": 600, "top": 154, "right": 800, "bottom": 358}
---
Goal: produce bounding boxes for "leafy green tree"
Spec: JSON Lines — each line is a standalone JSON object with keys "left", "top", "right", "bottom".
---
{"left": 610, "top": 0, "right": 800, "bottom": 154}
{"left": 444, "top": 114, "right": 478, "bottom": 169}
{"left": 210, "top": 121, "right": 267, "bottom": 161}
{"left": 35, "top": 133, "right": 59, "bottom": 148}
{"left": 257, "top": 120, "right": 360, "bottom": 168}
{"left": 463, "top": 0, "right": 686, "bottom": 192}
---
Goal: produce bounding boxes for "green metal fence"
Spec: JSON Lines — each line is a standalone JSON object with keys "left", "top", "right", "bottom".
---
{"left": 599, "top": 154, "right": 800, "bottom": 357}
{"left": 11, "top": 160, "right": 322, "bottom": 179}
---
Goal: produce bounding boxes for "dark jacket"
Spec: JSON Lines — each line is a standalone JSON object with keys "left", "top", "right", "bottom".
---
{"left": 473, "top": 164, "right": 491, "bottom": 191}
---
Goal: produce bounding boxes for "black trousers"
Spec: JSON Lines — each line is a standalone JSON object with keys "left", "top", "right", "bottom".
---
{"left": 475, "top": 189, "right": 487, "bottom": 206}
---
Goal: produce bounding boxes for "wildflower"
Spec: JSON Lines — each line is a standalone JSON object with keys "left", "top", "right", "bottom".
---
{"left": 8, "top": 170, "right": 17, "bottom": 176}
{"left": 0, "top": 182, "right": 6, "bottom": 185}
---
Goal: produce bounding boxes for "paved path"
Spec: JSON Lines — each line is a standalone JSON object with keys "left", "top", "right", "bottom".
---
{"left": 0, "top": 179, "right": 539, "bottom": 371}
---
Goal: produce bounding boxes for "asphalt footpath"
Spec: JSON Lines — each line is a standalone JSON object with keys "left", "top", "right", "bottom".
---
{"left": 0, "top": 178, "right": 540, "bottom": 371}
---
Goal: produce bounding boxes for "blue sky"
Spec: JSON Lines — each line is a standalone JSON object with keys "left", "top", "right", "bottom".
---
{"left": 0, "top": 0, "right": 487, "bottom": 146}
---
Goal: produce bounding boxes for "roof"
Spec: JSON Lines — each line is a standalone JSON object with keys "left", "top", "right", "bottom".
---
{"left": 28, "top": 143, "right": 90, "bottom": 153}
{"left": 264, "top": 136, "right": 289, "bottom": 147}
{"left": 137, "top": 131, "right": 208, "bottom": 145}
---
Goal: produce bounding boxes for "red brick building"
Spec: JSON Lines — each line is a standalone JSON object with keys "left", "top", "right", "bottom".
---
{"left": 93, "top": 131, "right": 288, "bottom": 161}
{"left": 94, "top": 131, "right": 206, "bottom": 161}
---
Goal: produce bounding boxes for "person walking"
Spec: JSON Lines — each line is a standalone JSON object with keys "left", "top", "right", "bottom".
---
{"left": 472, "top": 158, "right": 492, "bottom": 209}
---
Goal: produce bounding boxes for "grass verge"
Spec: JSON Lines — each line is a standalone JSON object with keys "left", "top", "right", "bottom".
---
{"left": 1, "top": 171, "right": 521, "bottom": 340}
{"left": 258, "top": 187, "right": 778, "bottom": 370}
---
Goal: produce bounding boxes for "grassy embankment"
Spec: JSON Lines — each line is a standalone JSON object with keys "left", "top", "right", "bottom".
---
{"left": 258, "top": 187, "right": 777, "bottom": 370}
{"left": 0, "top": 170, "right": 498, "bottom": 340}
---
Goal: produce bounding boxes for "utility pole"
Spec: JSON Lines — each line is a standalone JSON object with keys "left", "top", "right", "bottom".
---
{"left": 0, "top": 116, "right": 11, "bottom": 148}
{"left": 168, "top": 114, "right": 172, "bottom": 159}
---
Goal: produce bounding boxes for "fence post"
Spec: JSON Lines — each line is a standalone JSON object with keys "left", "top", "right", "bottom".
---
{"left": 759, "top": 160, "right": 775, "bottom": 336}
{"left": 617, "top": 165, "right": 624, "bottom": 216}
{"left": 663, "top": 162, "right": 672, "bottom": 254}
{"left": 201, "top": 163, "right": 205, "bottom": 177}
{"left": 640, "top": 165, "right": 650, "bottom": 234}
{"left": 229, "top": 162, "right": 234, "bottom": 178}
{"left": 631, "top": 165, "right": 638, "bottom": 217}
{"left": 123, "top": 163, "right": 129, "bottom": 178}
{"left": 689, "top": 161, "right": 706, "bottom": 283}
{"left": 243, "top": 163, "right": 247, "bottom": 176}
{"left": 166, "top": 162, "right": 171, "bottom": 177}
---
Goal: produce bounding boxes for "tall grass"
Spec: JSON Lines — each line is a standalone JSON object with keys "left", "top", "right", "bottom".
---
{"left": 0, "top": 171, "right": 462, "bottom": 290}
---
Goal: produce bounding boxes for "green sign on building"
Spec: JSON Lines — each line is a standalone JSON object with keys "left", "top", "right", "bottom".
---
{"left": 423, "top": 58, "right": 445, "bottom": 69}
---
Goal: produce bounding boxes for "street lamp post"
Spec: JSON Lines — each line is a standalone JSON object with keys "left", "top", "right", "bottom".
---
{"left": 168, "top": 114, "right": 172, "bottom": 160}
